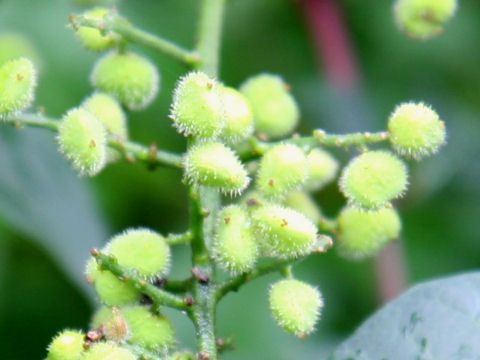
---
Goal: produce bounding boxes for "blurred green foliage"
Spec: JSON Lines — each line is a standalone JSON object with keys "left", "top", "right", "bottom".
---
{"left": 0, "top": 0, "right": 479, "bottom": 359}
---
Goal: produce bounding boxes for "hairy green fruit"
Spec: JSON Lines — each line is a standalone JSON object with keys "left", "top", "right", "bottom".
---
{"left": 269, "top": 279, "right": 323, "bottom": 338}
{"left": 213, "top": 205, "right": 258, "bottom": 274}
{"left": 86, "top": 258, "right": 141, "bottom": 306}
{"left": 252, "top": 205, "right": 318, "bottom": 258}
{"left": 81, "top": 342, "right": 136, "bottom": 360}
{"left": 240, "top": 73, "right": 299, "bottom": 139}
{"left": 170, "top": 71, "right": 224, "bottom": 138}
{"left": 257, "top": 144, "right": 309, "bottom": 199}
{"left": 108, "top": 228, "right": 170, "bottom": 279}
{"left": 91, "top": 51, "right": 160, "bottom": 110}
{"left": 83, "top": 92, "right": 127, "bottom": 139}
{"left": 0, "top": 58, "right": 36, "bottom": 118}
{"left": 284, "top": 191, "right": 322, "bottom": 223}
{"left": 388, "top": 102, "right": 446, "bottom": 159}
{"left": 340, "top": 151, "right": 408, "bottom": 210}
{"left": 394, "top": 0, "right": 457, "bottom": 40}
{"left": 305, "top": 148, "right": 339, "bottom": 191}
{"left": 219, "top": 86, "right": 254, "bottom": 144}
{"left": 76, "top": 8, "right": 119, "bottom": 51}
{"left": 184, "top": 142, "right": 250, "bottom": 195}
{"left": 337, "top": 206, "right": 401, "bottom": 260}
{"left": 58, "top": 108, "right": 107, "bottom": 176}
{"left": 47, "top": 330, "right": 84, "bottom": 360}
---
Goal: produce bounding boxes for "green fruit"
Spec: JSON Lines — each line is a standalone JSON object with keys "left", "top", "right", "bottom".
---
{"left": 184, "top": 142, "right": 250, "bottom": 196}
{"left": 108, "top": 228, "right": 171, "bottom": 279}
{"left": 83, "top": 92, "right": 127, "bottom": 138}
{"left": 305, "top": 148, "right": 339, "bottom": 191}
{"left": 213, "top": 205, "right": 259, "bottom": 274}
{"left": 394, "top": 0, "right": 457, "bottom": 40}
{"left": 269, "top": 279, "right": 323, "bottom": 338}
{"left": 284, "top": 191, "right": 322, "bottom": 223}
{"left": 81, "top": 342, "right": 136, "bottom": 360}
{"left": 76, "top": 8, "right": 119, "bottom": 51}
{"left": 339, "top": 151, "right": 408, "bottom": 210}
{"left": 257, "top": 144, "right": 309, "bottom": 200}
{"left": 58, "top": 107, "right": 107, "bottom": 176}
{"left": 0, "top": 33, "right": 40, "bottom": 66}
{"left": 165, "top": 351, "right": 196, "bottom": 360}
{"left": 0, "top": 58, "right": 36, "bottom": 118}
{"left": 219, "top": 86, "right": 254, "bottom": 144}
{"left": 252, "top": 205, "right": 318, "bottom": 258}
{"left": 388, "top": 102, "right": 446, "bottom": 159}
{"left": 91, "top": 51, "right": 160, "bottom": 110}
{"left": 241, "top": 73, "right": 299, "bottom": 139}
{"left": 337, "top": 206, "right": 401, "bottom": 260}
{"left": 90, "top": 306, "right": 113, "bottom": 329}
{"left": 170, "top": 71, "right": 224, "bottom": 139}
{"left": 47, "top": 330, "right": 85, "bottom": 360}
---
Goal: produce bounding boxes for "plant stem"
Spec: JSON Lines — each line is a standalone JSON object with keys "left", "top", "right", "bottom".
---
{"left": 166, "top": 231, "right": 193, "bottom": 245}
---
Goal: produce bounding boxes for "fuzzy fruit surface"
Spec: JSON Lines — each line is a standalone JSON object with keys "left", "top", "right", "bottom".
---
{"left": 76, "top": 8, "right": 119, "bottom": 51}
{"left": 83, "top": 92, "right": 127, "bottom": 138}
{"left": 81, "top": 342, "right": 136, "bottom": 360}
{"left": 47, "top": 330, "right": 84, "bottom": 360}
{"left": 219, "top": 86, "right": 254, "bottom": 144}
{"left": 305, "top": 148, "right": 339, "bottom": 191}
{"left": 284, "top": 191, "right": 322, "bottom": 223}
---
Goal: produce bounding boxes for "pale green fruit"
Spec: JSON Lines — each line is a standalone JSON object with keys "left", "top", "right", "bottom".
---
{"left": 305, "top": 148, "right": 339, "bottom": 191}
{"left": 83, "top": 92, "right": 127, "bottom": 138}
{"left": 219, "top": 86, "right": 254, "bottom": 144}
{"left": 76, "top": 8, "right": 119, "bottom": 51}
{"left": 269, "top": 279, "right": 323, "bottom": 337}
{"left": 47, "top": 330, "right": 84, "bottom": 360}
{"left": 81, "top": 342, "right": 136, "bottom": 360}
{"left": 284, "top": 191, "right": 322, "bottom": 223}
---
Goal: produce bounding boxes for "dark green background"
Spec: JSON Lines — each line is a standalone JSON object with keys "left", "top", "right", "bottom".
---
{"left": 0, "top": 0, "right": 479, "bottom": 359}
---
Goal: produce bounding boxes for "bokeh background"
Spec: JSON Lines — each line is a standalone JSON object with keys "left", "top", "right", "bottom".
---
{"left": 0, "top": 0, "right": 479, "bottom": 359}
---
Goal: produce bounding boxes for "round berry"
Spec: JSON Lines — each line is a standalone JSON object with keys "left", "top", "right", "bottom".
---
{"left": 219, "top": 86, "right": 254, "bottom": 144}
{"left": 284, "top": 191, "right": 322, "bottom": 224}
{"left": 83, "top": 92, "right": 127, "bottom": 139}
{"left": 47, "top": 330, "right": 85, "bottom": 360}
{"left": 388, "top": 102, "right": 445, "bottom": 159}
{"left": 337, "top": 206, "right": 401, "bottom": 260}
{"left": 91, "top": 51, "right": 159, "bottom": 110}
{"left": 184, "top": 142, "right": 250, "bottom": 196}
{"left": 305, "top": 148, "right": 339, "bottom": 191}
{"left": 0, "top": 58, "right": 37, "bottom": 118}
{"left": 257, "top": 144, "right": 309, "bottom": 200}
{"left": 81, "top": 342, "right": 136, "bottom": 360}
{"left": 75, "top": 8, "right": 119, "bottom": 51}
{"left": 240, "top": 73, "right": 299, "bottom": 139}
{"left": 269, "top": 279, "right": 323, "bottom": 338}
{"left": 339, "top": 151, "right": 408, "bottom": 210}
{"left": 170, "top": 71, "right": 224, "bottom": 139}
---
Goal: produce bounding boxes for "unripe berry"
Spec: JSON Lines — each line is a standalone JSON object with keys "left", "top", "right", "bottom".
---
{"left": 108, "top": 228, "right": 171, "bottom": 279}
{"left": 213, "top": 205, "right": 259, "bottom": 274}
{"left": 170, "top": 72, "right": 224, "bottom": 138}
{"left": 47, "top": 330, "right": 85, "bottom": 360}
{"left": 86, "top": 258, "right": 141, "bottom": 306}
{"left": 388, "top": 102, "right": 446, "bottom": 160}
{"left": 284, "top": 191, "right": 322, "bottom": 224}
{"left": 219, "top": 86, "right": 254, "bottom": 144}
{"left": 81, "top": 342, "right": 136, "bottom": 360}
{"left": 91, "top": 51, "right": 159, "bottom": 110}
{"left": 269, "top": 279, "right": 323, "bottom": 338}
{"left": 339, "top": 151, "right": 408, "bottom": 210}
{"left": 394, "top": 0, "right": 457, "bottom": 40}
{"left": 184, "top": 142, "right": 250, "bottom": 196}
{"left": 305, "top": 148, "right": 339, "bottom": 191}
{"left": 58, "top": 108, "right": 107, "bottom": 176}
{"left": 83, "top": 92, "right": 127, "bottom": 139}
{"left": 75, "top": 8, "right": 119, "bottom": 51}
{"left": 240, "top": 73, "right": 299, "bottom": 139}
{"left": 337, "top": 206, "right": 401, "bottom": 260}
{"left": 0, "top": 58, "right": 36, "bottom": 118}
{"left": 257, "top": 144, "right": 309, "bottom": 200}
{"left": 252, "top": 205, "right": 318, "bottom": 258}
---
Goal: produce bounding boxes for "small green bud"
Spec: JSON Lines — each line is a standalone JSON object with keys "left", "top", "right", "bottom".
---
{"left": 83, "top": 92, "right": 127, "bottom": 139}
{"left": 240, "top": 73, "right": 299, "bottom": 140}
{"left": 269, "top": 279, "right": 323, "bottom": 338}
{"left": 86, "top": 258, "right": 141, "bottom": 306}
{"left": 257, "top": 144, "right": 309, "bottom": 200}
{"left": 58, "top": 107, "right": 107, "bottom": 176}
{"left": 305, "top": 148, "right": 339, "bottom": 191}
{"left": 284, "top": 191, "right": 322, "bottom": 224}
{"left": 184, "top": 142, "right": 250, "bottom": 196}
{"left": 81, "top": 342, "right": 136, "bottom": 360}
{"left": 90, "top": 307, "right": 129, "bottom": 342}
{"left": 0, "top": 33, "right": 40, "bottom": 66}
{"left": 394, "top": 0, "right": 457, "bottom": 40}
{"left": 0, "top": 58, "right": 37, "bottom": 118}
{"left": 219, "top": 86, "right": 254, "bottom": 144}
{"left": 252, "top": 205, "right": 318, "bottom": 258}
{"left": 337, "top": 206, "right": 401, "bottom": 260}
{"left": 108, "top": 228, "right": 170, "bottom": 279}
{"left": 75, "top": 8, "right": 119, "bottom": 51}
{"left": 339, "top": 151, "right": 408, "bottom": 210}
{"left": 47, "top": 330, "right": 85, "bottom": 360}
{"left": 170, "top": 71, "right": 224, "bottom": 138}
{"left": 213, "top": 205, "right": 259, "bottom": 274}
{"left": 388, "top": 102, "right": 446, "bottom": 159}
{"left": 91, "top": 51, "right": 160, "bottom": 110}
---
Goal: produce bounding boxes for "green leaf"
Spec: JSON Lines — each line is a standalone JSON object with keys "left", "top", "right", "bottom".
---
{"left": 329, "top": 272, "right": 480, "bottom": 360}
